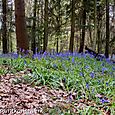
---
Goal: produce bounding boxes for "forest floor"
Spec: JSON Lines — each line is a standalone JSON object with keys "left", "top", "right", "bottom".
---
{"left": 0, "top": 72, "right": 111, "bottom": 115}
{"left": 0, "top": 53, "right": 115, "bottom": 115}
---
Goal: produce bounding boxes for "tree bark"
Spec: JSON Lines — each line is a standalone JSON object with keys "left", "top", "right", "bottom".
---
{"left": 2, "top": 0, "right": 8, "bottom": 54}
{"left": 97, "top": 5, "right": 102, "bottom": 54}
{"left": 105, "top": 0, "right": 110, "bottom": 58}
{"left": 31, "top": 0, "right": 37, "bottom": 54}
{"left": 43, "top": 0, "right": 48, "bottom": 53}
{"left": 79, "top": 0, "right": 86, "bottom": 53}
{"left": 69, "top": 0, "right": 75, "bottom": 53}
{"left": 56, "top": 0, "right": 61, "bottom": 53}
{"left": 15, "top": 0, "right": 29, "bottom": 53}
{"left": 37, "top": 1, "right": 40, "bottom": 52}
{"left": 93, "top": 0, "right": 97, "bottom": 51}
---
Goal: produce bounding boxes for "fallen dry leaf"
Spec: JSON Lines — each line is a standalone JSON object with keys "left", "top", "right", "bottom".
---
{"left": 0, "top": 73, "right": 113, "bottom": 115}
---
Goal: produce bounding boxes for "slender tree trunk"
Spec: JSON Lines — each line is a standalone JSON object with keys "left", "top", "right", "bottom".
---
{"left": 7, "top": 0, "right": 13, "bottom": 52}
{"left": 9, "top": 1, "right": 13, "bottom": 52}
{"left": 37, "top": 1, "right": 40, "bottom": 52}
{"left": 2, "top": 0, "right": 8, "bottom": 54}
{"left": 43, "top": 0, "right": 48, "bottom": 53}
{"left": 56, "top": 0, "right": 61, "bottom": 53}
{"left": 15, "top": 0, "right": 29, "bottom": 53}
{"left": 79, "top": 0, "right": 86, "bottom": 53}
{"left": 31, "top": 0, "right": 37, "bottom": 54}
{"left": 88, "top": 18, "right": 93, "bottom": 47}
{"left": 105, "top": 0, "right": 110, "bottom": 58}
{"left": 93, "top": 0, "right": 97, "bottom": 51}
{"left": 69, "top": 0, "right": 75, "bottom": 53}
{"left": 97, "top": 26, "right": 101, "bottom": 53}
{"left": 112, "top": 0, "right": 115, "bottom": 40}
{"left": 40, "top": 1, "right": 44, "bottom": 51}
{"left": 97, "top": 5, "right": 102, "bottom": 54}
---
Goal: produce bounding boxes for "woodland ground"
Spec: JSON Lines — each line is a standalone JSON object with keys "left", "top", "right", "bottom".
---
{"left": 0, "top": 52, "right": 115, "bottom": 115}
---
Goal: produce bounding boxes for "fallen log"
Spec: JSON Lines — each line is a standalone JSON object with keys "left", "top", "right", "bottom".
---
{"left": 85, "top": 46, "right": 105, "bottom": 60}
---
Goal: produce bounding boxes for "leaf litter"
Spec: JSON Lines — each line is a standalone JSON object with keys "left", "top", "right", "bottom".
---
{"left": 0, "top": 72, "right": 113, "bottom": 115}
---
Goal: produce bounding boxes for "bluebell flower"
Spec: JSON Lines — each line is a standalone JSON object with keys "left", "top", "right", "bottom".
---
{"left": 32, "top": 54, "right": 35, "bottom": 58}
{"left": 53, "top": 64, "right": 58, "bottom": 69}
{"left": 106, "top": 82, "right": 109, "bottom": 86}
{"left": 109, "top": 72, "right": 113, "bottom": 75}
{"left": 101, "top": 63, "right": 104, "bottom": 66}
{"left": 13, "top": 53, "right": 19, "bottom": 58}
{"left": 39, "top": 50, "right": 43, "bottom": 54}
{"left": 82, "top": 53, "right": 86, "bottom": 58}
{"left": 35, "top": 47, "right": 38, "bottom": 52}
{"left": 112, "top": 67, "right": 115, "bottom": 71}
{"left": 62, "top": 77, "right": 66, "bottom": 83}
{"left": 25, "top": 50, "right": 29, "bottom": 54}
{"left": 72, "top": 57, "right": 75, "bottom": 64}
{"left": 102, "top": 67, "right": 108, "bottom": 74}
{"left": 24, "top": 60, "right": 27, "bottom": 65}
{"left": 106, "top": 58, "right": 111, "bottom": 63}
{"left": 90, "top": 71, "right": 95, "bottom": 78}
{"left": 86, "top": 83, "right": 89, "bottom": 89}
{"left": 79, "top": 72, "right": 84, "bottom": 76}
{"left": 22, "top": 49, "right": 25, "bottom": 53}
{"left": 68, "top": 93, "right": 73, "bottom": 102}
{"left": 100, "top": 98, "right": 110, "bottom": 104}
{"left": 43, "top": 51, "right": 47, "bottom": 56}
{"left": 85, "top": 65, "right": 89, "bottom": 69}
{"left": 89, "top": 54, "right": 94, "bottom": 58}
{"left": 98, "top": 80, "right": 101, "bottom": 84}
{"left": 92, "top": 88, "right": 95, "bottom": 93}
{"left": 19, "top": 48, "right": 22, "bottom": 52}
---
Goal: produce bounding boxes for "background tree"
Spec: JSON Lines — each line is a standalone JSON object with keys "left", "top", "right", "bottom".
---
{"left": 15, "top": 0, "right": 29, "bottom": 52}
{"left": 0, "top": 0, "right": 114, "bottom": 57}
{"left": 2, "top": 0, "right": 8, "bottom": 53}
{"left": 105, "top": 0, "right": 110, "bottom": 58}
{"left": 43, "top": 0, "right": 48, "bottom": 53}
{"left": 93, "top": 0, "right": 97, "bottom": 51}
{"left": 79, "top": 0, "right": 86, "bottom": 53}
{"left": 31, "top": 0, "right": 37, "bottom": 54}
{"left": 97, "top": 3, "right": 103, "bottom": 53}
{"left": 69, "top": 0, "right": 75, "bottom": 53}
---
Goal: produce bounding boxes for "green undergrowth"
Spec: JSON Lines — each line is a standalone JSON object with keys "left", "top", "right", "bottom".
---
{"left": 0, "top": 54, "right": 115, "bottom": 114}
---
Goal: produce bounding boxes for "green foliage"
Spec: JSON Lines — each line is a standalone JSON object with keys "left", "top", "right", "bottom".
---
{"left": 0, "top": 54, "right": 115, "bottom": 114}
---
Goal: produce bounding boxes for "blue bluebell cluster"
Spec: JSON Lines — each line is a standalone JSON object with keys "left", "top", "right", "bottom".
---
{"left": 100, "top": 98, "right": 110, "bottom": 104}
{"left": 86, "top": 83, "right": 89, "bottom": 89}
{"left": 102, "top": 67, "right": 108, "bottom": 74}
{"left": 90, "top": 71, "right": 95, "bottom": 78}
{"left": 0, "top": 48, "right": 114, "bottom": 104}
{"left": 79, "top": 72, "right": 84, "bottom": 77}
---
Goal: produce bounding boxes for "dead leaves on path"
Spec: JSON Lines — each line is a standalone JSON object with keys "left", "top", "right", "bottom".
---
{"left": 0, "top": 74, "right": 112, "bottom": 115}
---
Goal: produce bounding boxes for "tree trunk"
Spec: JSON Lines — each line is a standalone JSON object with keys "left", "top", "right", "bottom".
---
{"left": 88, "top": 18, "right": 93, "bottom": 47}
{"left": 56, "top": 0, "right": 61, "bottom": 53}
{"left": 9, "top": 1, "right": 13, "bottom": 52}
{"left": 69, "top": 0, "right": 75, "bottom": 53}
{"left": 37, "top": 1, "right": 40, "bottom": 52}
{"left": 97, "top": 27, "right": 101, "bottom": 54}
{"left": 105, "top": 0, "right": 110, "bottom": 58}
{"left": 43, "top": 0, "right": 48, "bottom": 53}
{"left": 79, "top": 0, "right": 86, "bottom": 53}
{"left": 2, "top": 0, "right": 8, "bottom": 54}
{"left": 97, "top": 5, "right": 102, "bottom": 54}
{"left": 31, "top": 0, "right": 37, "bottom": 54}
{"left": 93, "top": 0, "right": 97, "bottom": 51}
{"left": 15, "top": 0, "right": 29, "bottom": 53}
